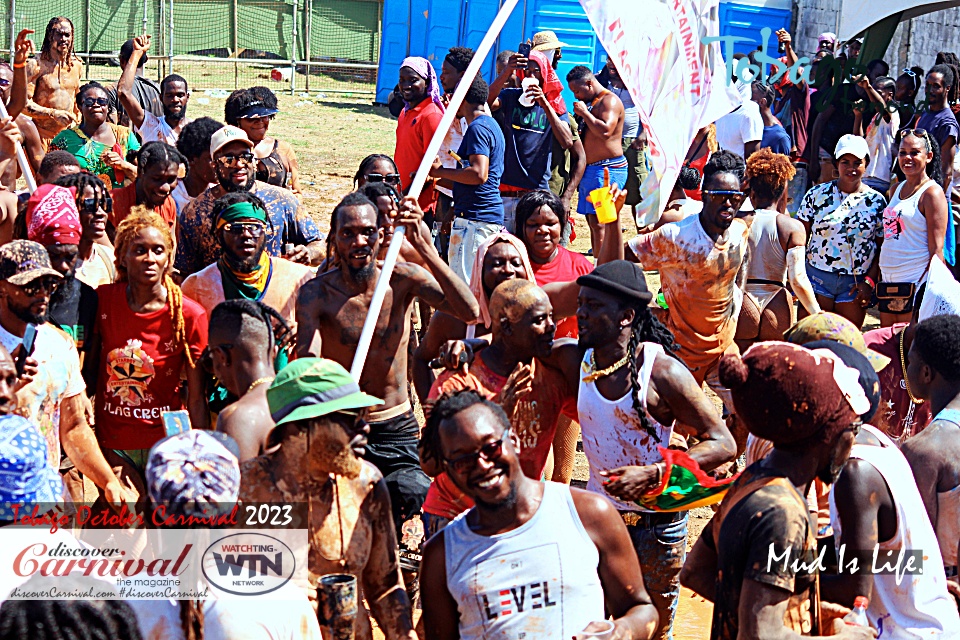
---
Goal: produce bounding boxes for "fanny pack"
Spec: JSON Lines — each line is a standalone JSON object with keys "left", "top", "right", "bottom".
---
{"left": 876, "top": 281, "right": 917, "bottom": 313}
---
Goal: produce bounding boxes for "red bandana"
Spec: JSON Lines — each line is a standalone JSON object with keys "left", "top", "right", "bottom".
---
{"left": 26, "top": 184, "right": 81, "bottom": 246}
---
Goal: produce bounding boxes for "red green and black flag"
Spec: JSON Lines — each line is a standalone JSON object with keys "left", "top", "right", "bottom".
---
{"left": 636, "top": 447, "right": 740, "bottom": 512}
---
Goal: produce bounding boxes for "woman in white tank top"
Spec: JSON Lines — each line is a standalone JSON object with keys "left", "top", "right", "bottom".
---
{"left": 878, "top": 129, "right": 950, "bottom": 326}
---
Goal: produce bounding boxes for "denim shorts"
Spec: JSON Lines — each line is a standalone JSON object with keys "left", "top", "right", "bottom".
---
{"left": 623, "top": 511, "right": 688, "bottom": 640}
{"left": 806, "top": 263, "right": 859, "bottom": 303}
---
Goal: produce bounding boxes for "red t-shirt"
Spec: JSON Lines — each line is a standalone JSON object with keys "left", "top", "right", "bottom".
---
{"left": 530, "top": 246, "right": 593, "bottom": 339}
{"left": 94, "top": 283, "right": 208, "bottom": 450}
{"left": 422, "top": 352, "right": 572, "bottom": 519}
{"left": 110, "top": 183, "right": 178, "bottom": 229}
{"left": 862, "top": 324, "right": 932, "bottom": 438}
{"left": 394, "top": 100, "right": 444, "bottom": 212}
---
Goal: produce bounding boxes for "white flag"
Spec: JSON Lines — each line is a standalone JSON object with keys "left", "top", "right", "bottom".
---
{"left": 578, "top": 0, "right": 741, "bottom": 226}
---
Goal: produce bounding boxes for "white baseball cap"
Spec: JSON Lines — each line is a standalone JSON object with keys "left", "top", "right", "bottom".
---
{"left": 834, "top": 134, "right": 869, "bottom": 160}
{"left": 210, "top": 125, "right": 254, "bottom": 156}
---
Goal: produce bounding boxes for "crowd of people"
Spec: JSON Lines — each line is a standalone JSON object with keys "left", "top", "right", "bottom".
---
{"left": 0, "top": 13, "right": 958, "bottom": 640}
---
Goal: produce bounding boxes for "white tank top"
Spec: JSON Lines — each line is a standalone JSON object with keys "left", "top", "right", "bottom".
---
{"left": 578, "top": 344, "right": 674, "bottom": 512}
{"left": 829, "top": 425, "right": 960, "bottom": 638}
{"left": 443, "top": 482, "right": 605, "bottom": 640}
{"left": 746, "top": 210, "right": 787, "bottom": 284}
{"left": 932, "top": 408, "right": 960, "bottom": 574}
{"left": 879, "top": 180, "right": 938, "bottom": 284}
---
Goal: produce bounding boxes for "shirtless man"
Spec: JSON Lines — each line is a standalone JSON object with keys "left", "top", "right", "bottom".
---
{"left": 24, "top": 17, "right": 82, "bottom": 149}
{"left": 240, "top": 358, "right": 417, "bottom": 640}
{"left": 902, "top": 314, "right": 960, "bottom": 580}
{"left": 296, "top": 192, "right": 479, "bottom": 559}
{"left": 735, "top": 148, "right": 820, "bottom": 352}
{"left": 566, "top": 65, "right": 625, "bottom": 258}
{"left": 209, "top": 300, "right": 279, "bottom": 462}
{"left": 1, "top": 30, "right": 43, "bottom": 190}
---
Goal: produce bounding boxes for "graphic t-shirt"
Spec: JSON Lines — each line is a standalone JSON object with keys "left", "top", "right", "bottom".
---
{"left": 707, "top": 464, "right": 818, "bottom": 640}
{"left": 628, "top": 216, "right": 749, "bottom": 376}
{"left": 93, "top": 283, "right": 208, "bottom": 450}
{"left": 136, "top": 111, "right": 191, "bottom": 146}
{"left": 796, "top": 181, "right": 885, "bottom": 275}
{"left": 0, "top": 322, "right": 85, "bottom": 468}
{"left": 496, "top": 88, "right": 554, "bottom": 191}
{"left": 454, "top": 114, "right": 505, "bottom": 224}
{"left": 530, "top": 247, "right": 593, "bottom": 339}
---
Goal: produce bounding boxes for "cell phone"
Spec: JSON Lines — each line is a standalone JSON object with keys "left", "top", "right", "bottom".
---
{"left": 15, "top": 323, "right": 36, "bottom": 377}
{"left": 518, "top": 42, "right": 532, "bottom": 58}
{"left": 161, "top": 410, "right": 192, "bottom": 437}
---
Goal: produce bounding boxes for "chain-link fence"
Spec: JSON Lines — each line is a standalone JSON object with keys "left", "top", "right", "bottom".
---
{"left": 2, "top": 0, "right": 380, "bottom": 94}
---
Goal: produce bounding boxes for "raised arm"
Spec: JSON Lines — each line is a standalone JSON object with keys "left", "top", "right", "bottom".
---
{"left": 572, "top": 94, "right": 621, "bottom": 140}
{"left": 397, "top": 196, "right": 480, "bottom": 323}
{"left": 362, "top": 477, "right": 418, "bottom": 640}
{"left": 7, "top": 30, "right": 34, "bottom": 118}
{"left": 117, "top": 35, "right": 150, "bottom": 130}
{"left": 524, "top": 83, "right": 573, "bottom": 150}
{"left": 488, "top": 53, "right": 526, "bottom": 110}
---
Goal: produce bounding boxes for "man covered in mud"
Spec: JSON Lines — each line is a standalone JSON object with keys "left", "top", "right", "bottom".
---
{"left": 296, "top": 192, "right": 478, "bottom": 557}
{"left": 24, "top": 17, "right": 82, "bottom": 149}
{"left": 240, "top": 358, "right": 417, "bottom": 640}
{"left": 602, "top": 151, "right": 751, "bottom": 450}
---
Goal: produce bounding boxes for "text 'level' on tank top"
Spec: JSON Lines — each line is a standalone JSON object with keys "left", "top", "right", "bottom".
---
{"left": 443, "top": 482, "right": 605, "bottom": 640}
{"left": 578, "top": 343, "right": 674, "bottom": 512}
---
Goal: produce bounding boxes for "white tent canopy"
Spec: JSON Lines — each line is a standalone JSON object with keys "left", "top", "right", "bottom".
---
{"left": 839, "top": 0, "right": 960, "bottom": 42}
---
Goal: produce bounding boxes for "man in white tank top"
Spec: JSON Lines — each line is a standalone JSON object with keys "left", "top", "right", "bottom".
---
{"left": 902, "top": 314, "right": 960, "bottom": 584}
{"left": 820, "top": 322, "right": 960, "bottom": 637}
{"left": 419, "top": 390, "right": 660, "bottom": 640}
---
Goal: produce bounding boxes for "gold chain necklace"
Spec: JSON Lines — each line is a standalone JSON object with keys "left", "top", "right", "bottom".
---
{"left": 900, "top": 328, "right": 925, "bottom": 405}
{"left": 245, "top": 376, "right": 275, "bottom": 396}
{"left": 583, "top": 351, "right": 630, "bottom": 383}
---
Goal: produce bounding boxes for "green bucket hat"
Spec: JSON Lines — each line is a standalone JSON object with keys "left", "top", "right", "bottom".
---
{"left": 267, "top": 358, "right": 382, "bottom": 427}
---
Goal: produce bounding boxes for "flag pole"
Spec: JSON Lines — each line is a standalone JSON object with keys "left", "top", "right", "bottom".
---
{"left": 0, "top": 100, "right": 36, "bottom": 193}
{"left": 349, "top": 0, "right": 520, "bottom": 381}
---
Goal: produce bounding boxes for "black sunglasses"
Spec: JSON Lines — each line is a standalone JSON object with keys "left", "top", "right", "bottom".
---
{"left": 444, "top": 426, "right": 511, "bottom": 474}
{"left": 18, "top": 276, "right": 60, "bottom": 297}
{"left": 365, "top": 172, "right": 401, "bottom": 185}
{"left": 80, "top": 195, "right": 112, "bottom": 215}
{"left": 81, "top": 97, "right": 110, "bottom": 108}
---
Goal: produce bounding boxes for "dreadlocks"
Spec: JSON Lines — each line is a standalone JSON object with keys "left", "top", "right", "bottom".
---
{"left": 39, "top": 17, "right": 76, "bottom": 68}
{"left": 624, "top": 303, "right": 679, "bottom": 444}
{"left": 209, "top": 299, "right": 293, "bottom": 361}
{"left": 0, "top": 576, "right": 142, "bottom": 640}
{"left": 353, "top": 154, "right": 398, "bottom": 188}
{"left": 114, "top": 207, "right": 195, "bottom": 366}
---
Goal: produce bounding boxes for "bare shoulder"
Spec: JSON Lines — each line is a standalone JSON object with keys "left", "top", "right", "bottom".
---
{"left": 570, "top": 485, "right": 621, "bottom": 526}
{"left": 238, "top": 456, "right": 279, "bottom": 502}
{"left": 650, "top": 349, "right": 693, "bottom": 386}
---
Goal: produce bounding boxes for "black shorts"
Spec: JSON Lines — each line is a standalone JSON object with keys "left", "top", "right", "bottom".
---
{"left": 365, "top": 410, "right": 430, "bottom": 568}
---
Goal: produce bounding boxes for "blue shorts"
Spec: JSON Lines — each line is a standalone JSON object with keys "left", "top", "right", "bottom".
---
{"left": 578, "top": 156, "right": 628, "bottom": 214}
{"left": 806, "top": 263, "right": 859, "bottom": 303}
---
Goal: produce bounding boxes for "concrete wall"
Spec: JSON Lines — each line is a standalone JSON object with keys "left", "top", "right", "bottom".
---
{"left": 791, "top": 0, "right": 960, "bottom": 72}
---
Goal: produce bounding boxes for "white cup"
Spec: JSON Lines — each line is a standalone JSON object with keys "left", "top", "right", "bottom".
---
{"left": 518, "top": 77, "right": 538, "bottom": 107}
{"left": 580, "top": 619, "right": 616, "bottom": 639}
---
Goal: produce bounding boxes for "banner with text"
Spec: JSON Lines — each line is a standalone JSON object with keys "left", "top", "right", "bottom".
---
{"left": 579, "top": 0, "right": 741, "bottom": 226}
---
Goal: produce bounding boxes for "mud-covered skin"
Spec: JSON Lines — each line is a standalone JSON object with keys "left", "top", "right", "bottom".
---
{"left": 240, "top": 449, "right": 416, "bottom": 640}
{"left": 24, "top": 27, "right": 82, "bottom": 147}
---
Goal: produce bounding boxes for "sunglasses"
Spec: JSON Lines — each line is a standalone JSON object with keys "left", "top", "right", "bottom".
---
{"left": 444, "top": 426, "right": 511, "bottom": 474}
{"left": 902, "top": 68, "right": 919, "bottom": 78}
{"left": 80, "top": 195, "right": 112, "bottom": 215}
{"left": 0, "top": 78, "right": 9, "bottom": 89}
{"left": 217, "top": 152, "right": 255, "bottom": 167}
{"left": 702, "top": 190, "right": 746, "bottom": 206}
{"left": 18, "top": 276, "right": 60, "bottom": 297}
{"left": 900, "top": 128, "right": 928, "bottom": 138}
{"left": 242, "top": 114, "right": 275, "bottom": 123}
{"left": 81, "top": 97, "right": 110, "bottom": 108}
{"left": 222, "top": 221, "right": 267, "bottom": 237}
{"left": 364, "top": 172, "right": 401, "bottom": 186}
